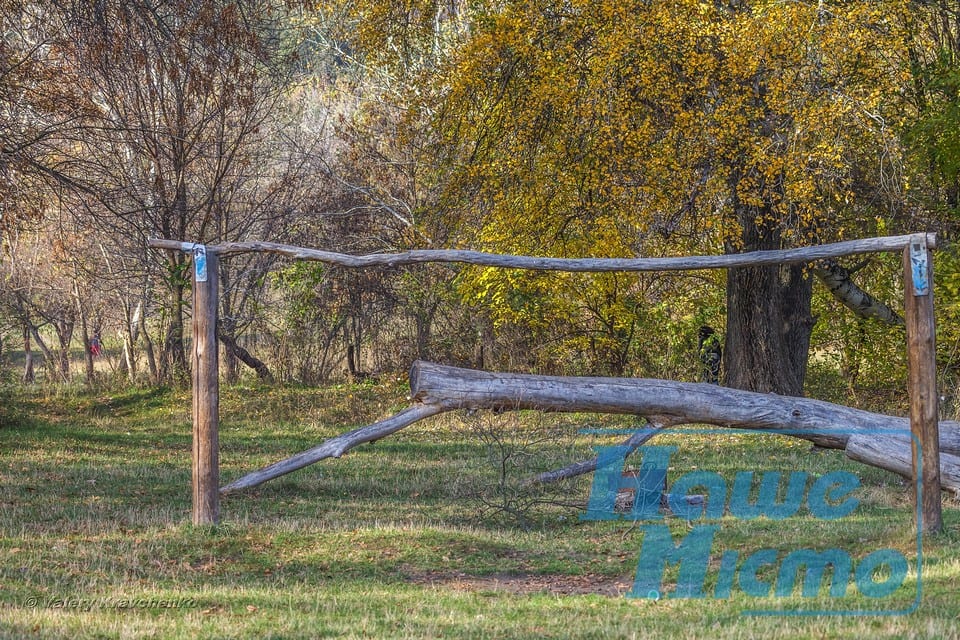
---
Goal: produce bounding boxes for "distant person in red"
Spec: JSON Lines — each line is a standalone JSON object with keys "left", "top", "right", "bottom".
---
{"left": 90, "top": 332, "right": 102, "bottom": 358}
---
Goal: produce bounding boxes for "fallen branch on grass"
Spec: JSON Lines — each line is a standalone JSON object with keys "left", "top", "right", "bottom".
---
{"left": 528, "top": 419, "right": 674, "bottom": 486}
{"left": 221, "top": 404, "right": 443, "bottom": 493}
{"left": 221, "top": 361, "right": 960, "bottom": 495}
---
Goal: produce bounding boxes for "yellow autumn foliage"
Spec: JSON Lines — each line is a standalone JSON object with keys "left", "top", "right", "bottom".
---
{"left": 317, "top": 0, "right": 919, "bottom": 374}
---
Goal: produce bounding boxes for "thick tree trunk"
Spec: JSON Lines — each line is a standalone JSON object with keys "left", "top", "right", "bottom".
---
{"left": 726, "top": 262, "right": 814, "bottom": 395}
{"left": 724, "top": 200, "right": 815, "bottom": 396}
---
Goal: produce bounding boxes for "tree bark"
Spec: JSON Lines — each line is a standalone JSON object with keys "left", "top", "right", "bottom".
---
{"left": 847, "top": 435, "right": 960, "bottom": 494}
{"left": 407, "top": 363, "right": 943, "bottom": 448}
{"left": 150, "top": 234, "right": 937, "bottom": 271}
{"left": 140, "top": 307, "right": 159, "bottom": 384}
{"left": 221, "top": 404, "right": 444, "bottom": 493}
{"left": 120, "top": 300, "right": 138, "bottom": 382}
{"left": 54, "top": 316, "right": 74, "bottom": 382}
{"left": 725, "top": 262, "right": 810, "bottom": 395}
{"left": 164, "top": 280, "right": 187, "bottom": 383}
{"left": 725, "top": 209, "right": 815, "bottom": 396}
{"left": 813, "top": 259, "right": 904, "bottom": 326}
{"left": 220, "top": 272, "right": 239, "bottom": 383}
{"left": 530, "top": 420, "right": 668, "bottom": 485}
{"left": 347, "top": 343, "right": 367, "bottom": 381}
{"left": 222, "top": 337, "right": 240, "bottom": 383}
{"left": 192, "top": 249, "right": 219, "bottom": 525}
{"left": 160, "top": 254, "right": 188, "bottom": 384}
{"left": 74, "top": 281, "right": 95, "bottom": 385}
{"left": 27, "top": 323, "right": 57, "bottom": 381}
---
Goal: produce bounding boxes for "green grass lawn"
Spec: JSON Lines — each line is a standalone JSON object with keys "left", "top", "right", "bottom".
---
{"left": 1, "top": 380, "right": 958, "bottom": 639}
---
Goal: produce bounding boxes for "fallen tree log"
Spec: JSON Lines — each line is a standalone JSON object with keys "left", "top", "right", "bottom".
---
{"left": 221, "top": 361, "right": 960, "bottom": 494}
{"left": 410, "top": 362, "right": 960, "bottom": 450}
{"left": 846, "top": 435, "right": 960, "bottom": 494}
{"left": 813, "top": 259, "right": 904, "bottom": 326}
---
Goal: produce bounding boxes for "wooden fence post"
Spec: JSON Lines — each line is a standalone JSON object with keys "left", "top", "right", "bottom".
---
{"left": 191, "top": 245, "right": 220, "bottom": 525}
{"left": 903, "top": 234, "right": 942, "bottom": 534}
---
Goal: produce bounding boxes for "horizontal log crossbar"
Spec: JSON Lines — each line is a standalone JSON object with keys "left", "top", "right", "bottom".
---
{"left": 149, "top": 234, "right": 935, "bottom": 272}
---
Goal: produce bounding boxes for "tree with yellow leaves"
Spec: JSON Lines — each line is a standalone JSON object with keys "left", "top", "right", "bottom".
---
{"left": 317, "top": 0, "right": 921, "bottom": 393}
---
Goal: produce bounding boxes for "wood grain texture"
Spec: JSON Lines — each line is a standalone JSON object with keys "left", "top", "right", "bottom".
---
{"left": 411, "top": 362, "right": 909, "bottom": 449}
{"left": 192, "top": 251, "right": 220, "bottom": 525}
{"left": 847, "top": 435, "right": 960, "bottom": 495}
{"left": 903, "top": 240, "right": 943, "bottom": 532}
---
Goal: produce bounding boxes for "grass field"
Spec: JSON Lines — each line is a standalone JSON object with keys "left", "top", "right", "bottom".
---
{"left": 1, "top": 378, "right": 958, "bottom": 639}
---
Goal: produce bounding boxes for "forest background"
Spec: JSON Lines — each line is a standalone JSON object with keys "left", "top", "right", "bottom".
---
{"left": 4, "top": 0, "right": 960, "bottom": 414}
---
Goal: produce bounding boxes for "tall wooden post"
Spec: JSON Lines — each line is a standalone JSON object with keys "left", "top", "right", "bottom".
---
{"left": 191, "top": 245, "right": 220, "bottom": 525}
{"left": 903, "top": 234, "right": 942, "bottom": 534}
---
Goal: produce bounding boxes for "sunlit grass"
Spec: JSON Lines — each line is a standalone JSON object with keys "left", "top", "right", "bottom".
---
{"left": 1, "top": 381, "right": 958, "bottom": 638}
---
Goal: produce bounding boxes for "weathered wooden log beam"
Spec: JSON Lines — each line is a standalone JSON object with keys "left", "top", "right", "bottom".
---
{"left": 221, "top": 361, "right": 960, "bottom": 494}
{"left": 411, "top": 362, "right": 933, "bottom": 449}
{"left": 148, "top": 234, "right": 936, "bottom": 273}
{"left": 847, "top": 435, "right": 960, "bottom": 495}
{"left": 192, "top": 249, "right": 220, "bottom": 525}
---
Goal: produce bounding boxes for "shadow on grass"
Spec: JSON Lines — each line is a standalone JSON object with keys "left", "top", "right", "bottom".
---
{"left": 84, "top": 386, "right": 175, "bottom": 417}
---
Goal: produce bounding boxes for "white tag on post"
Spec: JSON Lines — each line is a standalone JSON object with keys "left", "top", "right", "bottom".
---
{"left": 909, "top": 238, "right": 929, "bottom": 297}
{"left": 193, "top": 245, "right": 208, "bottom": 283}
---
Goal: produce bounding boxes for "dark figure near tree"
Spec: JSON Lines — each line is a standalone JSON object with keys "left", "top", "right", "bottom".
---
{"left": 698, "top": 326, "right": 722, "bottom": 384}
